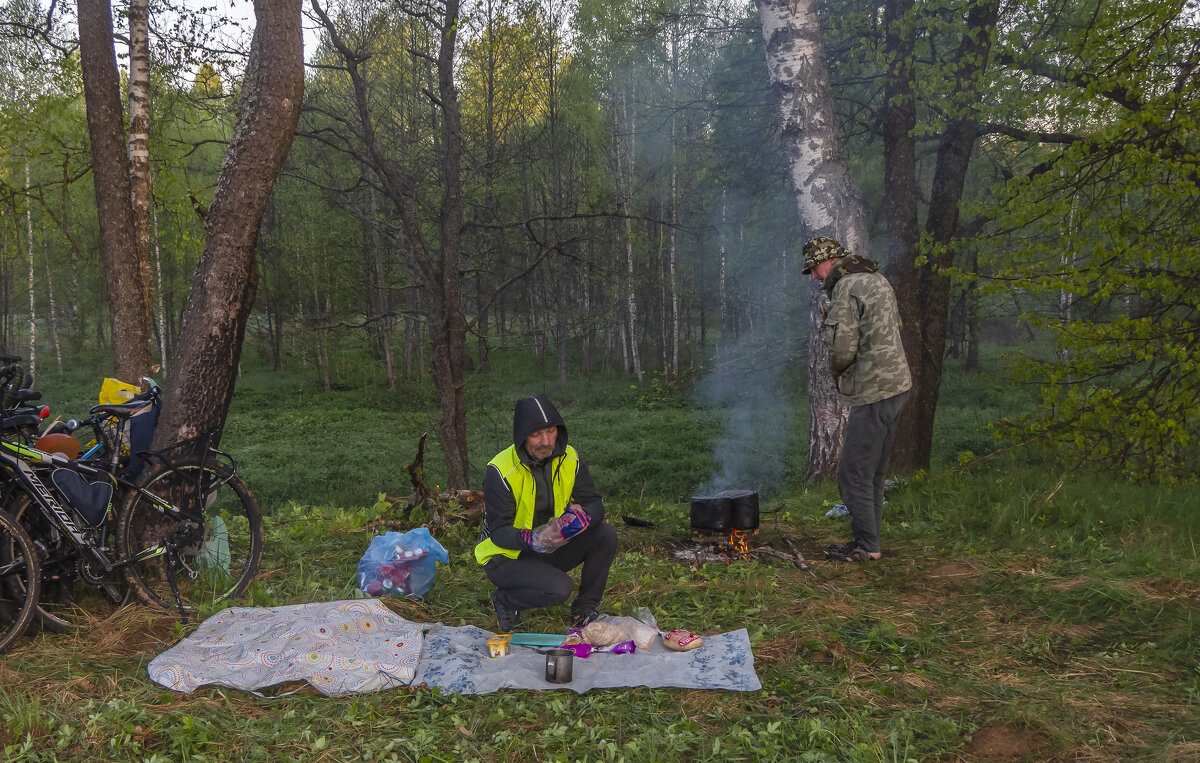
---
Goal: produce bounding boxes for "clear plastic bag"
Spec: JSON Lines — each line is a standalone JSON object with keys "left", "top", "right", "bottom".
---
{"left": 580, "top": 615, "right": 659, "bottom": 650}
{"left": 356, "top": 527, "right": 450, "bottom": 599}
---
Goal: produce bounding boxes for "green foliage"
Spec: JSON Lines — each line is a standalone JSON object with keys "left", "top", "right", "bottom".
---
{"left": 960, "top": 1, "right": 1200, "bottom": 481}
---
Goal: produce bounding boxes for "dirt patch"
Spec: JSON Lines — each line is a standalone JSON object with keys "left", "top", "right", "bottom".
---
{"left": 1165, "top": 742, "right": 1200, "bottom": 762}
{"left": 1135, "top": 578, "right": 1200, "bottom": 601}
{"left": 1050, "top": 577, "right": 1091, "bottom": 592}
{"left": 755, "top": 633, "right": 807, "bottom": 664}
{"left": 926, "top": 562, "right": 974, "bottom": 579}
{"left": 677, "top": 689, "right": 723, "bottom": 717}
{"left": 965, "top": 723, "right": 1051, "bottom": 760}
{"left": 1046, "top": 622, "right": 1100, "bottom": 641}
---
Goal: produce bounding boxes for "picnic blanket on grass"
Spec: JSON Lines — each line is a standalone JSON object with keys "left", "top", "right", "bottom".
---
{"left": 413, "top": 624, "right": 761, "bottom": 694}
{"left": 147, "top": 599, "right": 422, "bottom": 697}
{"left": 148, "top": 603, "right": 760, "bottom": 696}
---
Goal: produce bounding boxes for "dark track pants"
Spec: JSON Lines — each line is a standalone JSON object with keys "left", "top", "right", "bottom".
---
{"left": 838, "top": 390, "right": 910, "bottom": 554}
{"left": 484, "top": 521, "right": 618, "bottom": 615}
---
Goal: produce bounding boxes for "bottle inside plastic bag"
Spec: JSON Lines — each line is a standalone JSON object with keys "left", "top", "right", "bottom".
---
{"left": 356, "top": 527, "right": 449, "bottom": 599}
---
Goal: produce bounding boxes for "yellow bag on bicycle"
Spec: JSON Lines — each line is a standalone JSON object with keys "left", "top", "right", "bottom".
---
{"left": 99, "top": 377, "right": 139, "bottom": 405}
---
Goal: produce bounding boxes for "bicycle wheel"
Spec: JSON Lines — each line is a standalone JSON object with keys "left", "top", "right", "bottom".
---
{"left": 0, "top": 509, "right": 40, "bottom": 653}
{"left": 117, "top": 456, "right": 263, "bottom": 613}
{"left": 7, "top": 494, "right": 128, "bottom": 632}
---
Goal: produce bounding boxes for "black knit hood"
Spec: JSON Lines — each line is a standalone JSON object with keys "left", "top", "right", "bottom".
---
{"left": 512, "top": 394, "right": 568, "bottom": 462}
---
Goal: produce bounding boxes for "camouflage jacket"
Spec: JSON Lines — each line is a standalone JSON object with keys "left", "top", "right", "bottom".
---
{"left": 821, "top": 255, "right": 912, "bottom": 406}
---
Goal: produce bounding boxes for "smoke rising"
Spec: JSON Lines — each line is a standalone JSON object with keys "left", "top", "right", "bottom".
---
{"left": 693, "top": 252, "right": 807, "bottom": 498}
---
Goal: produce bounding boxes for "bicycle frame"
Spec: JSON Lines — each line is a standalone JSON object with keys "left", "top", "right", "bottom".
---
{"left": 0, "top": 440, "right": 172, "bottom": 576}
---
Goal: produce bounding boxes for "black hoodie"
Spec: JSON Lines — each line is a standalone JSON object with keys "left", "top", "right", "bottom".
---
{"left": 480, "top": 394, "right": 605, "bottom": 554}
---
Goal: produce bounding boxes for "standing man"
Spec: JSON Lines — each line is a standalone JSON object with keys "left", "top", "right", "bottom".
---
{"left": 802, "top": 237, "right": 912, "bottom": 562}
{"left": 476, "top": 394, "right": 618, "bottom": 631}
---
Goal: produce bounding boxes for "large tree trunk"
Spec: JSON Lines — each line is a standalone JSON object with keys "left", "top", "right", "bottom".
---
{"left": 77, "top": 0, "right": 154, "bottom": 381}
{"left": 757, "top": 0, "right": 863, "bottom": 480}
{"left": 431, "top": 0, "right": 470, "bottom": 488}
{"left": 880, "top": 0, "right": 923, "bottom": 471}
{"left": 892, "top": 0, "right": 999, "bottom": 471}
{"left": 154, "top": 0, "right": 303, "bottom": 446}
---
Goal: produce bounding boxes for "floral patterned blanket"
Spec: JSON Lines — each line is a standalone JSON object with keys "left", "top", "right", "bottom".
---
{"left": 147, "top": 599, "right": 422, "bottom": 697}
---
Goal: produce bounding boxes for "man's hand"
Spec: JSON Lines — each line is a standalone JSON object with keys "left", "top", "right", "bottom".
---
{"left": 556, "top": 504, "right": 591, "bottom": 540}
{"left": 524, "top": 505, "right": 592, "bottom": 554}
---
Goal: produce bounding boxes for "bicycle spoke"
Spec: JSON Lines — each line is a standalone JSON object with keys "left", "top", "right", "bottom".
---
{"left": 0, "top": 510, "right": 40, "bottom": 653}
{"left": 118, "top": 457, "right": 262, "bottom": 614}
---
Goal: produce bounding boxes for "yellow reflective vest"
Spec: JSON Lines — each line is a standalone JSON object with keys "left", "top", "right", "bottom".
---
{"left": 474, "top": 444, "right": 579, "bottom": 565}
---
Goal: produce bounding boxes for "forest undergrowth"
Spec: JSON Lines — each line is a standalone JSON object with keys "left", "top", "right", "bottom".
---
{"left": 2, "top": 352, "right": 1197, "bottom": 761}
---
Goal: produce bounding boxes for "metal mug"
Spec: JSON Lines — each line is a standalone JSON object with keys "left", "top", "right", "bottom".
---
{"left": 544, "top": 648, "right": 573, "bottom": 684}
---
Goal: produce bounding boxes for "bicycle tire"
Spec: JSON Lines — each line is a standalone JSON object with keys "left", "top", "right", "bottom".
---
{"left": 0, "top": 509, "right": 40, "bottom": 653}
{"left": 117, "top": 456, "right": 263, "bottom": 613}
{"left": 7, "top": 493, "right": 128, "bottom": 633}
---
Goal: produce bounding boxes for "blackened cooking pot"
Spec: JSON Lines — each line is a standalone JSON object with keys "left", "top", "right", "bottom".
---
{"left": 690, "top": 489, "right": 759, "bottom": 531}
{"left": 690, "top": 494, "right": 732, "bottom": 531}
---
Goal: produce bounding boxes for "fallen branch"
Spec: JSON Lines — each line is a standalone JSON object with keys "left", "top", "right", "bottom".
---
{"left": 782, "top": 536, "right": 814, "bottom": 574}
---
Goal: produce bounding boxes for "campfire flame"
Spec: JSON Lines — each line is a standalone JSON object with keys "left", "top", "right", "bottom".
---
{"left": 728, "top": 529, "right": 752, "bottom": 558}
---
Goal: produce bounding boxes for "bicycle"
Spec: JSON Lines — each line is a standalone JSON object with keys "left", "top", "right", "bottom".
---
{"left": 0, "top": 507, "right": 40, "bottom": 654}
{"left": 11, "top": 379, "right": 163, "bottom": 631}
{"left": 0, "top": 398, "right": 263, "bottom": 635}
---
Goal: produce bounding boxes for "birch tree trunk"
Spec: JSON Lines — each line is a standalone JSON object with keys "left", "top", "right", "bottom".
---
{"left": 127, "top": 0, "right": 155, "bottom": 341}
{"left": 150, "top": 200, "right": 167, "bottom": 371}
{"left": 77, "top": 0, "right": 154, "bottom": 381}
{"left": 42, "top": 234, "right": 63, "bottom": 375}
{"left": 756, "top": 0, "right": 860, "bottom": 479}
{"left": 619, "top": 92, "right": 643, "bottom": 382}
{"left": 25, "top": 162, "right": 36, "bottom": 378}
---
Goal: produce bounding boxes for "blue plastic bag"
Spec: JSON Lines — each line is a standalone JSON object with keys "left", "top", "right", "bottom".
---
{"left": 356, "top": 527, "right": 450, "bottom": 599}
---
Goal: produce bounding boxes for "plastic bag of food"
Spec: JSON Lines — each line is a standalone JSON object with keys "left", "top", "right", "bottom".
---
{"left": 357, "top": 527, "right": 450, "bottom": 599}
{"left": 580, "top": 615, "right": 658, "bottom": 650}
{"left": 634, "top": 607, "right": 703, "bottom": 651}
{"left": 663, "top": 629, "right": 703, "bottom": 651}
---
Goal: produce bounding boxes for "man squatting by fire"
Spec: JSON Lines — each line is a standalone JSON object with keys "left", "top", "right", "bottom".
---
{"left": 802, "top": 236, "right": 912, "bottom": 563}
{"left": 475, "top": 394, "right": 618, "bottom": 631}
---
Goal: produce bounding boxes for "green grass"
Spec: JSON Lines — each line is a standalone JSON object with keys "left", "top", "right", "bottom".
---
{"left": 5, "top": 350, "right": 1199, "bottom": 761}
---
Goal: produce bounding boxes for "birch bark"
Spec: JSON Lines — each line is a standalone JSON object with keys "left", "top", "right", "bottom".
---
{"left": 78, "top": 0, "right": 154, "bottom": 380}
{"left": 621, "top": 92, "right": 642, "bottom": 382}
{"left": 128, "top": 0, "right": 155, "bottom": 345}
{"left": 25, "top": 161, "right": 35, "bottom": 377}
{"left": 756, "top": 0, "right": 861, "bottom": 479}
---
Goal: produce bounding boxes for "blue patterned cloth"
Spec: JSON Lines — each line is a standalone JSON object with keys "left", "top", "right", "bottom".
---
{"left": 413, "top": 624, "right": 761, "bottom": 694}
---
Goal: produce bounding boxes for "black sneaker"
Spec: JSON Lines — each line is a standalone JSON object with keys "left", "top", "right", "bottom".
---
{"left": 491, "top": 589, "right": 521, "bottom": 632}
{"left": 571, "top": 608, "right": 600, "bottom": 628}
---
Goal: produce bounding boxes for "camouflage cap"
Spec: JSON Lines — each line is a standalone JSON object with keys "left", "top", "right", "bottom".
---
{"left": 802, "top": 236, "right": 849, "bottom": 274}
